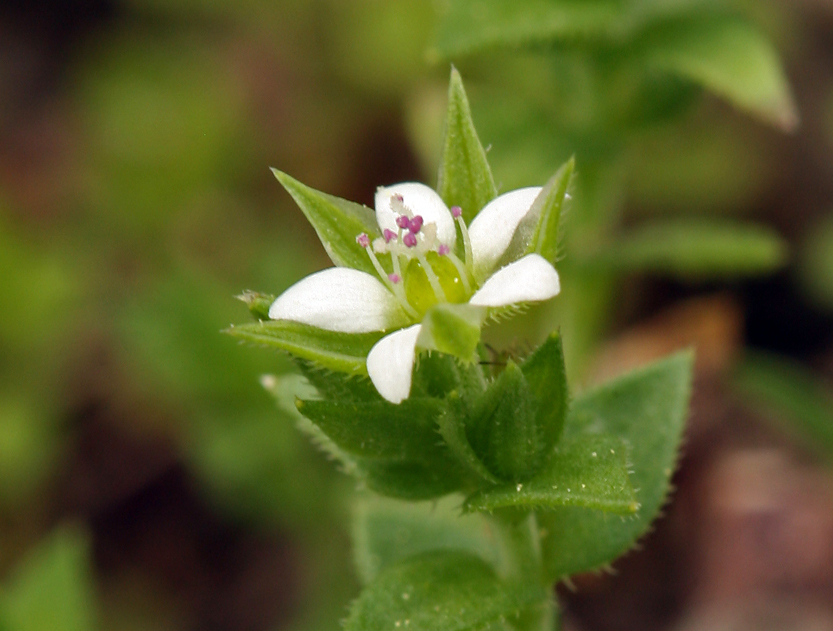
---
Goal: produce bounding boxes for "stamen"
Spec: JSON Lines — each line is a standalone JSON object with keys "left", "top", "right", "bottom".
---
{"left": 383, "top": 229, "right": 396, "bottom": 243}
{"left": 437, "top": 244, "right": 450, "bottom": 256}
{"left": 409, "top": 215, "right": 423, "bottom": 233}
{"left": 388, "top": 273, "right": 401, "bottom": 284}
{"left": 451, "top": 206, "right": 462, "bottom": 218}
{"left": 403, "top": 232, "right": 417, "bottom": 248}
{"left": 357, "top": 232, "right": 417, "bottom": 318}
{"left": 396, "top": 215, "right": 410, "bottom": 230}
{"left": 417, "top": 253, "right": 448, "bottom": 303}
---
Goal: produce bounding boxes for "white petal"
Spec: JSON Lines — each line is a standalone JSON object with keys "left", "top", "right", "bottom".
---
{"left": 469, "top": 254, "right": 560, "bottom": 307}
{"left": 366, "top": 324, "right": 422, "bottom": 404}
{"left": 468, "top": 187, "right": 542, "bottom": 280}
{"left": 375, "top": 182, "right": 457, "bottom": 248}
{"left": 268, "top": 267, "right": 409, "bottom": 333}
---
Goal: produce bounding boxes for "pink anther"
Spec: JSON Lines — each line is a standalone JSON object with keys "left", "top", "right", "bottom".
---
{"left": 356, "top": 233, "right": 370, "bottom": 248}
{"left": 409, "top": 215, "right": 424, "bottom": 233}
{"left": 396, "top": 215, "right": 411, "bottom": 230}
{"left": 437, "top": 244, "right": 450, "bottom": 256}
{"left": 383, "top": 229, "right": 397, "bottom": 243}
{"left": 403, "top": 232, "right": 417, "bottom": 248}
{"left": 388, "top": 273, "right": 401, "bottom": 284}
{"left": 451, "top": 206, "right": 462, "bottom": 218}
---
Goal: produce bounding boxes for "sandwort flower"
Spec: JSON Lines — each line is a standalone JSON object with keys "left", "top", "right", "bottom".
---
{"left": 269, "top": 182, "right": 560, "bottom": 403}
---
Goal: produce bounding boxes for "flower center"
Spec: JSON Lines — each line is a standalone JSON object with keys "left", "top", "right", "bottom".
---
{"left": 356, "top": 196, "right": 475, "bottom": 318}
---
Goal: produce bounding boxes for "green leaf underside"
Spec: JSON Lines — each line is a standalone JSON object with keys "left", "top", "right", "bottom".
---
{"left": 538, "top": 352, "right": 692, "bottom": 580}
{"left": 589, "top": 219, "right": 787, "bottom": 279}
{"left": 0, "top": 526, "right": 96, "bottom": 631}
{"left": 272, "top": 169, "right": 382, "bottom": 277}
{"left": 344, "top": 550, "right": 546, "bottom": 631}
{"left": 437, "top": 68, "right": 498, "bottom": 226}
{"left": 352, "top": 495, "right": 500, "bottom": 585}
{"left": 296, "top": 398, "right": 445, "bottom": 461}
{"left": 640, "top": 17, "right": 798, "bottom": 130}
{"left": 520, "top": 332, "right": 568, "bottom": 456}
{"left": 225, "top": 320, "right": 384, "bottom": 375}
{"left": 418, "top": 303, "right": 487, "bottom": 360}
{"left": 734, "top": 353, "right": 833, "bottom": 460}
{"left": 464, "top": 434, "right": 636, "bottom": 514}
{"left": 526, "top": 158, "right": 575, "bottom": 265}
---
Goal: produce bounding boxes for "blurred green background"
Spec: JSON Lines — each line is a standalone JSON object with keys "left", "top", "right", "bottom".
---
{"left": 3, "top": 1, "right": 833, "bottom": 630}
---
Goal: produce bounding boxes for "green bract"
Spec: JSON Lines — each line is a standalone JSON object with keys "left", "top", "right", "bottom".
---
{"left": 232, "top": 69, "right": 694, "bottom": 631}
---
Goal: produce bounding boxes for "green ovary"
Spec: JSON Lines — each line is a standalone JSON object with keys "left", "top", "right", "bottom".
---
{"left": 404, "top": 253, "right": 470, "bottom": 315}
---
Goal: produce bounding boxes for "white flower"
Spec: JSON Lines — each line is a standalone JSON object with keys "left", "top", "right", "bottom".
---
{"left": 269, "top": 183, "right": 561, "bottom": 404}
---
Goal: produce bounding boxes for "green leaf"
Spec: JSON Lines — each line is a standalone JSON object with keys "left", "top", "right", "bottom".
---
{"left": 224, "top": 320, "right": 383, "bottom": 375}
{"left": 235, "top": 290, "right": 275, "bottom": 321}
{"left": 360, "top": 457, "right": 470, "bottom": 501}
{"left": 734, "top": 353, "right": 833, "bottom": 460}
{"left": 525, "top": 158, "right": 575, "bottom": 265}
{"left": 464, "top": 434, "right": 637, "bottom": 514}
{"left": 260, "top": 372, "right": 360, "bottom": 474}
{"left": 538, "top": 352, "right": 692, "bottom": 580}
{"left": 417, "top": 303, "right": 487, "bottom": 361}
{"left": 436, "top": 68, "right": 497, "bottom": 225}
{"left": 589, "top": 219, "right": 787, "bottom": 279}
{"left": 352, "top": 495, "right": 500, "bottom": 585}
{"left": 294, "top": 359, "right": 382, "bottom": 403}
{"left": 468, "top": 362, "right": 543, "bottom": 481}
{"left": 296, "top": 398, "right": 445, "bottom": 460}
{"left": 272, "top": 169, "right": 382, "bottom": 276}
{"left": 641, "top": 17, "right": 798, "bottom": 130}
{"left": 432, "top": 0, "right": 621, "bottom": 58}
{"left": 520, "top": 332, "right": 568, "bottom": 455}
{"left": 0, "top": 526, "right": 96, "bottom": 631}
{"left": 344, "top": 550, "right": 545, "bottom": 631}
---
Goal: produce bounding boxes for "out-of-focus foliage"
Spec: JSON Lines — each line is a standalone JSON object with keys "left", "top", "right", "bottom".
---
{"left": 0, "top": 527, "right": 96, "bottom": 631}
{"left": 424, "top": 0, "right": 795, "bottom": 374}
{"left": 735, "top": 353, "right": 833, "bottom": 460}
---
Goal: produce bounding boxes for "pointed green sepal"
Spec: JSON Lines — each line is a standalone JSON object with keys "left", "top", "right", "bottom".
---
{"left": 467, "top": 361, "right": 543, "bottom": 482}
{"left": 235, "top": 290, "right": 275, "bottom": 321}
{"left": 224, "top": 320, "right": 383, "bottom": 375}
{"left": 436, "top": 394, "right": 501, "bottom": 484}
{"left": 524, "top": 157, "right": 574, "bottom": 265}
{"left": 463, "top": 433, "right": 637, "bottom": 514}
{"left": 436, "top": 68, "right": 498, "bottom": 225}
{"left": 272, "top": 169, "right": 382, "bottom": 276}
{"left": 417, "top": 303, "right": 486, "bottom": 361}
{"left": 520, "top": 332, "right": 568, "bottom": 456}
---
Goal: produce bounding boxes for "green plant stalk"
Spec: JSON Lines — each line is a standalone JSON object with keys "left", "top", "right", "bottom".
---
{"left": 490, "top": 509, "right": 556, "bottom": 631}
